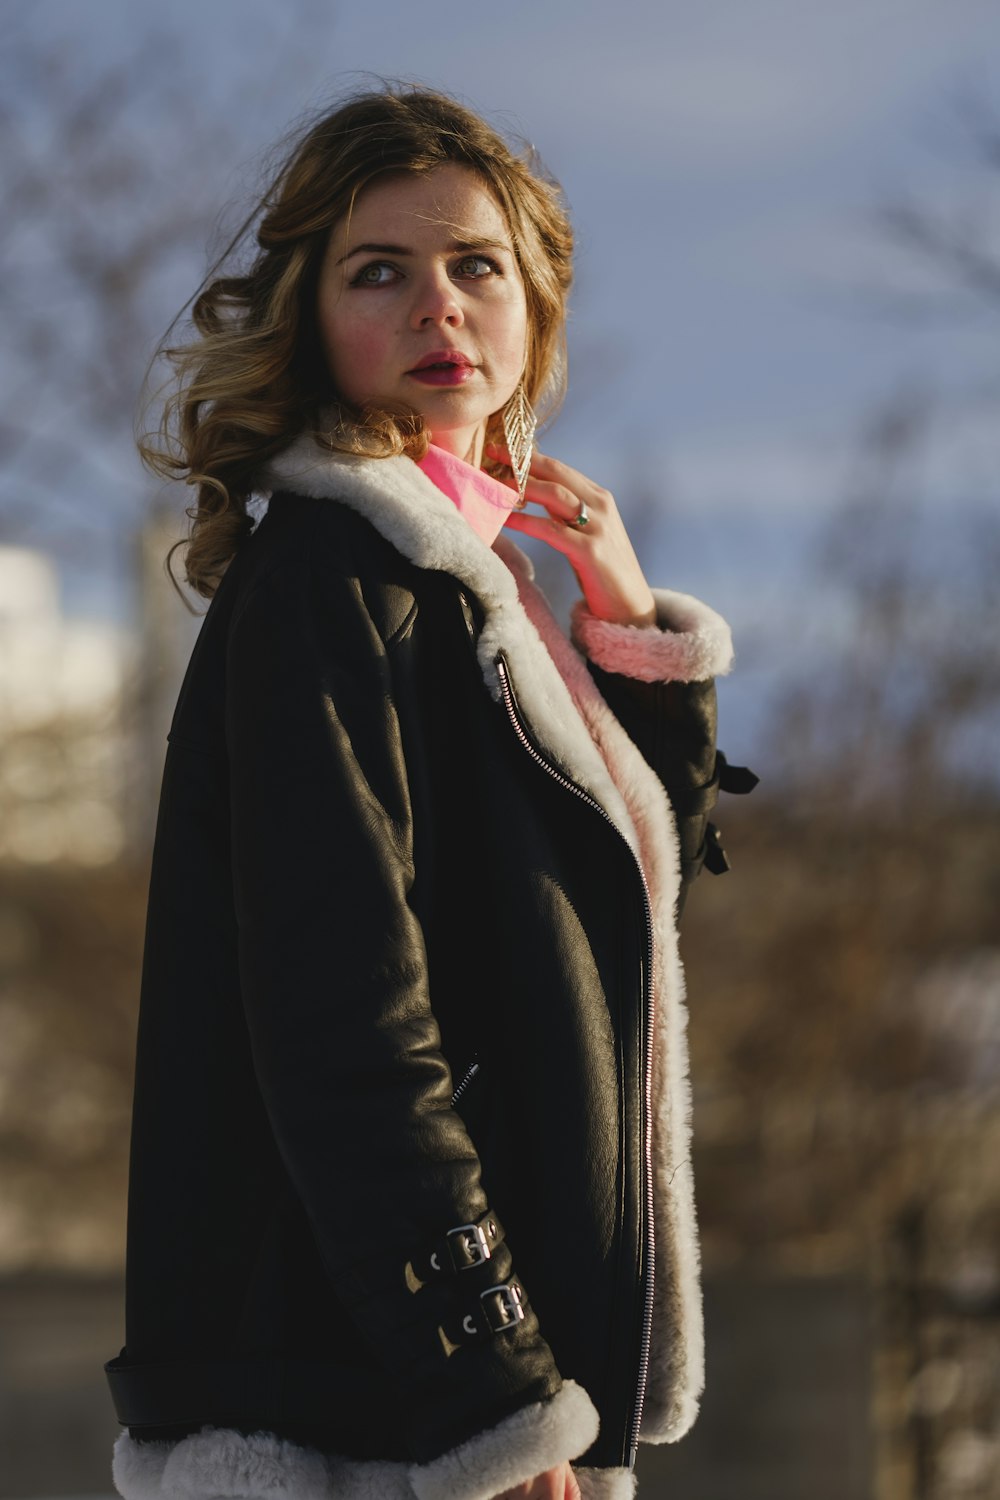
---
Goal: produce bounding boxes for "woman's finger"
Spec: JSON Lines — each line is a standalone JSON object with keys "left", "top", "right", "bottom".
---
{"left": 502, "top": 508, "right": 585, "bottom": 554}
{"left": 487, "top": 449, "right": 600, "bottom": 528}
{"left": 504, "top": 473, "right": 595, "bottom": 527}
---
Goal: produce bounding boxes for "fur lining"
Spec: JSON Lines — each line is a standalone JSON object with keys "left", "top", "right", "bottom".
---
{"left": 499, "top": 542, "right": 704, "bottom": 1442}
{"left": 253, "top": 440, "right": 722, "bottom": 1444}
{"left": 575, "top": 1468, "right": 639, "bottom": 1500}
{"left": 409, "top": 1378, "right": 599, "bottom": 1500}
{"left": 569, "top": 593, "right": 733, "bottom": 682}
{"left": 111, "top": 1381, "right": 598, "bottom": 1500}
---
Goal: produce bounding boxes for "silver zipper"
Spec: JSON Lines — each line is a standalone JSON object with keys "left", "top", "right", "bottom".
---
{"left": 451, "top": 1057, "right": 481, "bottom": 1106}
{"left": 494, "top": 651, "right": 655, "bottom": 1470}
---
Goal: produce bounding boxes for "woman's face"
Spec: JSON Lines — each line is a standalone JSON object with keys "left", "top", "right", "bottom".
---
{"left": 317, "top": 164, "right": 529, "bottom": 467}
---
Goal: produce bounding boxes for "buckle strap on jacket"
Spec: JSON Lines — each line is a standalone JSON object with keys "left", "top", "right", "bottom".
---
{"left": 404, "top": 1208, "right": 505, "bottom": 1293}
{"left": 717, "top": 751, "right": 760, "bottom": 796}
{"left": 667, "top": 751, "right": 760, "bottom": 821}
{"left": 436, "top": 1274, "right": 527, "bottom": 1358}
{"left": 703, "top": 822, "right": 731, "bottom": 874}
{"left": 704, "top": 755, "right": 759, "bottom": 874}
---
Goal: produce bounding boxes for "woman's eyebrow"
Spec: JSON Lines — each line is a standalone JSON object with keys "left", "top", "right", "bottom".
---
{"left": 337, "top": 242, "right": 411, "bottom": 265}
{"left": 447, "top": 238, "right": 512, "bottom": 255}
{"left": 337, "top": 238, "right": 512, "bottom": 266}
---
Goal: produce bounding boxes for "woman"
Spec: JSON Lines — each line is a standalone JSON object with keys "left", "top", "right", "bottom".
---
{"left": 104, "top": 86, "right": 755, "bottom": 1500}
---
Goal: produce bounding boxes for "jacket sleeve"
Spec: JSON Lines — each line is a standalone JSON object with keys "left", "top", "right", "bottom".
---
{"left": 569, "top": 590, "right": 758, "bottom": 920}
{"left": 225, "top": 533, "right": 598, "bottom": 1496}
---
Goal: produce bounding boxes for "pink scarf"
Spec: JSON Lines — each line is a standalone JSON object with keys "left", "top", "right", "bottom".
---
{"left": 416, "top": 444, "right": 520, "bottom": 547}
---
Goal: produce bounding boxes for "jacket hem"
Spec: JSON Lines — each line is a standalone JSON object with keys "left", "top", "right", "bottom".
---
{"left": 569, "top": 591, "right": 734, "bottom": 682}
{"left": 111, "top": 1379, "right": 600, "bottom": 1500}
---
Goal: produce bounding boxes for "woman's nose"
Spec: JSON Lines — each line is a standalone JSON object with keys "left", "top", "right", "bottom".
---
{"left": 409, "top": 270, "right": 463, "bottom": 329}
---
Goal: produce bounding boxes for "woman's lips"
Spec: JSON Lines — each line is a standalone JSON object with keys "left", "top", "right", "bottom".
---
{"left": 408, "top": 364, "right": 476, "bottom": 387}
{"left": 407, "top": 351, "right": 476, "bottom": 387}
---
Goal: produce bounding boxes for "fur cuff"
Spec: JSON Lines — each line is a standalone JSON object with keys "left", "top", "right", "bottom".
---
{"left": 112, "top": 1432, "right": 173, "bottom": 1500}
{"left": 112, "top": 1426, "right": 413, "bottom": 1500}
{"left": 570, "top": 590, "right": 734, "bottom": 683}
{"left": 575, "top": 1465, "right": 638, "bottom": 1499}
{"left": 409, "top": 1379, "right": 599, "bottom": 1500}
{"left": 111, "top": 1380, "right": 599, "bottom": 1500}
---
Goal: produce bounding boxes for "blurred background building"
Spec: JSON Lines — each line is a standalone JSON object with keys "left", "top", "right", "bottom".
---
{"left": 0, "top": 2, "right": 998, "bottom": 1497}
{"left": 0, "top": 546, "right": 125, "bottom": 866}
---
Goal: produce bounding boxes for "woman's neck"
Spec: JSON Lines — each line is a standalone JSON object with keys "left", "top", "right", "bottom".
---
{"left": 425, "top": 424, "right": 485, "bottom": 469}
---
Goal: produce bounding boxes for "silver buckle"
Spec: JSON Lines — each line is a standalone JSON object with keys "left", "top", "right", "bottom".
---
{"left": 480, "top": 1280, "right": 525, "bottom": 1333}
{"left": 446, "top": 1222, "right": 492, "bottom": 1271}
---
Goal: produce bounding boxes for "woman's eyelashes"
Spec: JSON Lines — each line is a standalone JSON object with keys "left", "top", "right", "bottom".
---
{"left": 455, "top": 254, "right": 504, "bottom": 279}
{"left": 350, "top": 262, "right": 400, "bottom": 286}
{"left": 348, "top": 254, "right": 504, "bottom": 288}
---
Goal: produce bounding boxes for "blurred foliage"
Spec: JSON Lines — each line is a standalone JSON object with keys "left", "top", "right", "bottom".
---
{"left": 0, "top": 5, "right": 330, "bottom": 568}
{"left": 0, "top": 864, "right": 145, "bottom": 1271}
{"left": 767, "top": 386, "right": 1000, "bottom": 817}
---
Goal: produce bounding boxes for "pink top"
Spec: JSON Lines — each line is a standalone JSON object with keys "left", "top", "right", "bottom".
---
{"left": 416, "top": 444, "right": 519, "bottom": 547}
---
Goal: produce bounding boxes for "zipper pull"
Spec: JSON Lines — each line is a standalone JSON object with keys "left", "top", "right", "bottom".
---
{"left": 451, "top": 1056, "right": 481, "bottom": 1106}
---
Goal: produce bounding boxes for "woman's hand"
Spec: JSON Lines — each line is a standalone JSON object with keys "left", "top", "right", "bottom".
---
{"left": 492, "top": 1460, "right": 582, "bottom": 1500}
{"left": 487, "top": 444, "right": 657, "bottom": 628}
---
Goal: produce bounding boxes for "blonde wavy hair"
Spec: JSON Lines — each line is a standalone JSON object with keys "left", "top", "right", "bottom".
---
{"left": 141, "top": 85, "right": 575, "bottom": 600}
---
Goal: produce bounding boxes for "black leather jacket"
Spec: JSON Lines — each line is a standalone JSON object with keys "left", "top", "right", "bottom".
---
{"left": 104, "top": 447, "right": 754, "bottom": 1500}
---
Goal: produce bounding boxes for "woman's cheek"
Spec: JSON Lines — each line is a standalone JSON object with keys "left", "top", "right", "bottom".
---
{"left": 486, "top": 297, "right": 528, "bottom": 378}
{"left": 329, "top": 321, "right": 395, "bottom": 404}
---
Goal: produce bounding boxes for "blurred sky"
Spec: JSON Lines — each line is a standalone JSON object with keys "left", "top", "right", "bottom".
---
{"left": 5, "top": 0, "right": 1000, "bottom": 757}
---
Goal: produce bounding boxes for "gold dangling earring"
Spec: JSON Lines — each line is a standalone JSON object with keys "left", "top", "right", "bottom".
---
{"left": 501, "top": 384, "right": 537, "bottom": 508}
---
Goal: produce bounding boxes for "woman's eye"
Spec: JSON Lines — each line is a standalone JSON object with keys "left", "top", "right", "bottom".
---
{"left": 350, "top": 262, "right": 398, "bottom": 287}
{"left": 454, "top": 255, "right": 500, "bottom": 279}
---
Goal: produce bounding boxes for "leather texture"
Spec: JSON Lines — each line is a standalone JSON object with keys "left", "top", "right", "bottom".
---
{"left": 106, "top": 479, "right": 745, "bottom": 1490}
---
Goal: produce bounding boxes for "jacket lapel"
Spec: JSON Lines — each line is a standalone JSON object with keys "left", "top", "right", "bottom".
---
{"left": 494, "top": 540, "right": 702, "bottom": 1442}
